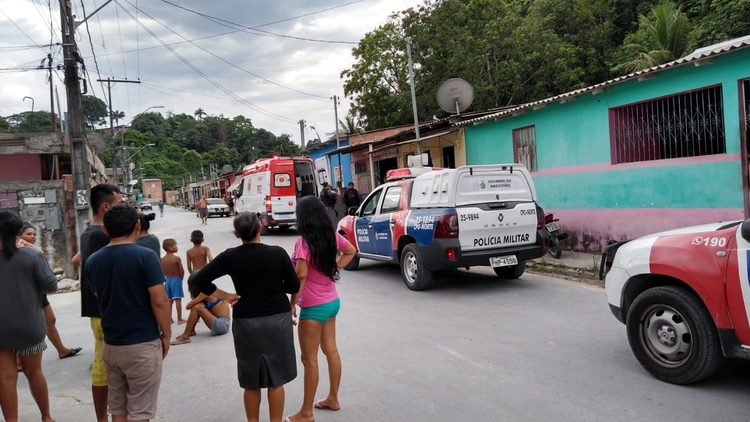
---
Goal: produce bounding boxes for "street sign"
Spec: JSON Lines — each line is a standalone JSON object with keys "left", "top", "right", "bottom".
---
{"left": 76, "top": 189, "right": 88, "bottom": 207}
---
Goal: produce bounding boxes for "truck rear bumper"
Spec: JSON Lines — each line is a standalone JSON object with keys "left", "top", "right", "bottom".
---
{"left": 419, "top": 232, "right": 547, "bottom": 271}
{"left": 261, "top": 214, "right": 296, "bottom": 227}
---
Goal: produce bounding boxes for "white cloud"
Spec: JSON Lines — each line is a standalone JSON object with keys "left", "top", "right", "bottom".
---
{"left": 0, "top": 0, "right": 423, "bottom": 145}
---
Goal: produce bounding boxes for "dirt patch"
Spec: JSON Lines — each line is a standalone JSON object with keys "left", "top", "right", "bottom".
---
{"left": 526, "top": 261, "right": 603, "bottom": 287}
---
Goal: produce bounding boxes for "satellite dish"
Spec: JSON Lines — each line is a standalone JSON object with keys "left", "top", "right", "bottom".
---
{"left": 86, "top": 134, "right": 107, "bottom": 154}
{"left": 436, "top": 78, "right": 474, "bottom": 115}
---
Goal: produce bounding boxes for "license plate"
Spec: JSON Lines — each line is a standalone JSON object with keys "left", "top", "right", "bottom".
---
{"left": 276, "top": 213, "right": 292, "bottom": 218}
{"left": 546, "top": 222, "right": 559, "bottom": 231}
{"left": 490, "top": 255, "right": 518, "bottom": 268}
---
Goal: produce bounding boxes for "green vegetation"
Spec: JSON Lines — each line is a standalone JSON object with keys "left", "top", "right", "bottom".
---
{"left": 342, "top": 0, "right": 750, "bottom": 130}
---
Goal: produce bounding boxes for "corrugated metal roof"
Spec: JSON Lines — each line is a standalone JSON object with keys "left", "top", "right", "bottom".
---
{"left": 457, "top": 35, "right": 750, "bottom": 127}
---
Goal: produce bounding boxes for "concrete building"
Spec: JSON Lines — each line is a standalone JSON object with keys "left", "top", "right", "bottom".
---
{"left": 459, "top": 36, "right": 750, "bottom": 252}
{"left": 303, "top": 138, "right": 352, "bottom": 188}
{"left": 141, "top": 178, "right": 163, "bottom": 203}
{"left": 0, "top": 132, "right": 107, "bottom": 277}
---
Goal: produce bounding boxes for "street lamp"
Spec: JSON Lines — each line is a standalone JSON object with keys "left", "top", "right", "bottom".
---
{"left": 23, "top": 96, "right": 34, "bottom": 132}
{"left": 310, "top": 125, "right": 322, "bottom": 142}
{"left": 124, "top": 143, "right": 155, "bottom": 189}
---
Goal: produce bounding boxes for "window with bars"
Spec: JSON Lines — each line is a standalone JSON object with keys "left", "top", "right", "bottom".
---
{"left": 609, "top": 86, "right": 726, "bottom": 164}
{"left": 355, "top": 161, "right": 368, "bottom": 174}
{"left": 0, "top": 190, "right": 19, "bottom": 209}
{"left": 513, "top": 126, "right": 537, "bottom": 172}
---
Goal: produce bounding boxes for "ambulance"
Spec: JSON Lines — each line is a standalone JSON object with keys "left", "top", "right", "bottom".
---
{"left": 233, "top": 156, "right": 322, "bottom": 234}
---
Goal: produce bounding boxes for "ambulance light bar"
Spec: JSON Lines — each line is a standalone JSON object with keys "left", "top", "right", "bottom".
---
{"left": 385, "top": 167, "right": 443, "bottom": 182}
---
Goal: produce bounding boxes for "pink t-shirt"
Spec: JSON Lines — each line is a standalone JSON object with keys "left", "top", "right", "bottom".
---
{"left": 293, "top": 233, "right": 351, "bottom": 308}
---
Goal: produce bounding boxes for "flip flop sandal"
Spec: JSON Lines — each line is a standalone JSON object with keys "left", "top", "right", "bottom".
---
{"left": 314, "top": 400, "right": 340, "bottom": 411}
{"left": 60, "top": 347, "right": 82, "bottom": 359}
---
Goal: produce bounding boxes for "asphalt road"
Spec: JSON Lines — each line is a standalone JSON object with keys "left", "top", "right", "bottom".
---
{"left": 16, "top": 207, "right": 749, "bottom": 422}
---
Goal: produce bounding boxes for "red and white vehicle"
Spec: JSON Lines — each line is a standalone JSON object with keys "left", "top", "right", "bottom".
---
{"left": 601, "top": 221, "right": 750, "bottom": 384}
{"left": 233, "top": 156, "right": 321, "bottom": 234}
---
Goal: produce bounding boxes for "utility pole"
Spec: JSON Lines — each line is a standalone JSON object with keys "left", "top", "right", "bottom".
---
{"left": 332, "top": 95, "right": 341, "bottom": 187}
{"left": 298, "top": 119, "right": 306, "bottom": 149}
{"left": 48, "top": 54, "right": 56, "bottom": 132}
{"left": 60, "top": 0, "right": 91, "bottom": 245}
{"left": 97, "top": 77, "right": 140, "bottom": 188}
{"left": 405, "top": 37, "right": 422, "bottom": 160}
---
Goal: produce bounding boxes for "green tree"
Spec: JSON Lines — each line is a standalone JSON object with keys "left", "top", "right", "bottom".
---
{"left": 182, "top": 150, "right": 203, "bottom": 173}
{"left": 614, "top": 1, "right": 693, "bottom": 73}
{"left": 339, "top": 114, "right": 364, "bottom": 135}
{"left": 194, "top": 108, "right": 207, "bottom": 121}
{"left": 111, "top": 110, "right": 125, "bottom": 127}
{"left": 132, "top": 112, "right": 169, "bottom": 141}
{"left": 82, "top": 95, "right": 108, "bottom": 129}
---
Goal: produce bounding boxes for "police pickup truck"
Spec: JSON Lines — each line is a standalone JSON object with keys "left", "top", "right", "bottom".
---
{"left": 337, "top": 164, "right": 548, "bottom": 290}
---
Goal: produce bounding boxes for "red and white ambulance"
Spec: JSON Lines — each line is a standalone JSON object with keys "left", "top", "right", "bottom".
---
{"left": 601, "top": 221, "right": 750, "bottom": 384}
{"left": 233, "top": 156, "right": 322, "bottom": 234}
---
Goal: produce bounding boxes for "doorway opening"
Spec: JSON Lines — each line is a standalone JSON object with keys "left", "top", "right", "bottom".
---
{"left": 377, "top": 158, "right": 398, "bottom": 185}
{"left": 443, "top": 146, "right": 456, "bottom": 169}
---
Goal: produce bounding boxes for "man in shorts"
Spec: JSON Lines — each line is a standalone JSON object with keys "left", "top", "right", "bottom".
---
{"left": 80, "top": 184, "right": 122, "bottom": 422}
{"left": 85, "top": 205, "right": 172, "bottom": 422}
{"left": 198, "top": 196, "right": 209, "bottom": 225}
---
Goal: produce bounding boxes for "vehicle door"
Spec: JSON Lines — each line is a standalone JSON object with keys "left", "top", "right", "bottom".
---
{"left": 270, "top": 170, "right": 296, "bottom": 220}
{"left": 314, "top": 157, "right": 330, "bottom": 193}
{"left": 727, "top": 227, "right": 750, "bottom": 346}
{"left": 353, "top": 187, "right": 384, "bottom": 255}
{"left": 372, "top": 185, "right": 402, "bottom": 257}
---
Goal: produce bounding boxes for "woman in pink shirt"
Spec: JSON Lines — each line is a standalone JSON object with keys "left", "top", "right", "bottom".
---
{"left": 286, "top": 196, "right": 355, "bottom": 422}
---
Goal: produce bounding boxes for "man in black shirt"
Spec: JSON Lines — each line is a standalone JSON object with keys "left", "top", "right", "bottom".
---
{"left": 319, "top": 182, "right": 339, "bottom": 225}
{"left": 80, "top": 184, "right": 121, "bottom": 422}
{"left": 342, "top": 182, "right": 361, "bottom": 208}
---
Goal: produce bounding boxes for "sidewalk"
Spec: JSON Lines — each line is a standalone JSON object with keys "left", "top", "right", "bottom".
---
{"left": 529, "top": 250, "right": 602, "bottom": 274}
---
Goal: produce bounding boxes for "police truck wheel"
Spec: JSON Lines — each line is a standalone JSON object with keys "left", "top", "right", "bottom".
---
{"left": 400, "top": 244, "right": 433, "bottom": 291}
{"left": 344, "top": 256, "right": 359, "bottom": 271}
{"left": 625, "top": 286, "right": 721, "bottom": 385}
{"left": 493, "top": 261, "right": 526, "bottom": 279}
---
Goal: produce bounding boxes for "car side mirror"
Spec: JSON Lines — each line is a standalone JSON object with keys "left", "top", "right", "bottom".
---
{"left": 347, "top": 206, "right": 358, "bottom": 216}
{"left": 233, "top": 189, "right": 241, "bottom": 198}
{"left": 741, "top": 219, "right": 750, "bottom": 242}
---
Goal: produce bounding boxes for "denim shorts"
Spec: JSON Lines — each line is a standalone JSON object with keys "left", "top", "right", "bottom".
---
{"left": 299, "top": 298, "right": 340, "bottom": 323}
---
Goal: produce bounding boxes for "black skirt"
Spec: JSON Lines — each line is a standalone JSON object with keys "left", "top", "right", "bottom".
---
{"left": 232, "top": 312, "right": 297, "bottom": 390}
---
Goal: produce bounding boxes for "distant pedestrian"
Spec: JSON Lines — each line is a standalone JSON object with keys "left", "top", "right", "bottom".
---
{"left": 286, "top": 196, "right": 356, "bottom": 422}
{"left": 84, "top": 205, "right": 172, "bottom": 422}
{"left": 319, "top": 182, "right": 338, "bottom": 226}
{"left": 198, "top": 196, "right": 209, "bottom": 225}
{"left": 0, "top": 210, "right": 58, "bottom": 422}
{"left": 136, "top": 213, "right": 160, "bottom": 257}
{"left": 342, "top": 182, "right": 361, "bottom": 209}
{"left": 191, "top": 212, "right": 299, "bottom": 422}
{"left": 158, "top": 201, "right": 164, "bottom": 217}
{"left": 161, "top": 239, "right": 186, "bottom": 325}
{"left": 80, "top": 184, "right": 122, "bottom": 422}
{"left": 186, "top": 230, "right": 212, "bottom": 276}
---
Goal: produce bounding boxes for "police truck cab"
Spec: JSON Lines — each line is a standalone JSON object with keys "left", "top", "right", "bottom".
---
{"left": 337, "top": 164, "right": 548, "bottom": 290}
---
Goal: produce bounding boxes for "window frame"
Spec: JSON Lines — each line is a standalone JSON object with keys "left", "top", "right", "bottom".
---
{"left": 359, "top": 187, "right": 384, "bottom": 217}
{"left": 512, "top": 125, "right": 537, "bottom": 172}
{"left": 379, "top": 186, "right": 402, "bottom": 214}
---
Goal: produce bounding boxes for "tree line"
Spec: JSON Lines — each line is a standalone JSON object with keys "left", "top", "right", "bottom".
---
{"left": 342, "top": 0, "right": 750, "bottom": 130}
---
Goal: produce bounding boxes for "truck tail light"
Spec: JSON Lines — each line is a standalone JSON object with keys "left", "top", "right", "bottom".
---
{"left": 446, "top": 249, "right": 457, "bottom": 260}
{"left": 265, "top": 195, "right": 272, "bottom": 214}
{"left": 435, "top": 212, "right": 459, "bottom": 239}
{"left": 536, "top": 205, "right": 545, "bottom": 231}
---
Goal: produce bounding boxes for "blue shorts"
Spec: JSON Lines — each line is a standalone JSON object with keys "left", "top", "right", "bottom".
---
{"left": 299, "top": 298, "right": 340, "bottom": 324}
{"left": 165, "top": 278, "right": 184, "bottom": 300}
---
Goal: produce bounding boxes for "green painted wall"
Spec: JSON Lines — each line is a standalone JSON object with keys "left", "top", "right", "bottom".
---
{"left": 465, "top": 47, "right": 750, "bottom": 210}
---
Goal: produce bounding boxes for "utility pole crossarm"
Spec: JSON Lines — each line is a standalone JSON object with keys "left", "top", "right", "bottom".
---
{"left": 75, "top": 0, "right": 114, "bottom": 29}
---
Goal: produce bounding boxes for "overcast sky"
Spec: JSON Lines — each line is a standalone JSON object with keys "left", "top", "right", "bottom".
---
{"left": 0, "top": 0, "right": 423, "bottom": 145}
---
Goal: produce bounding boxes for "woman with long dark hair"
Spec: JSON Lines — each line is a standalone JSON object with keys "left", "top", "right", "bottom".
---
{"left": 0, "top": 210, "right": 58, "bottom": 422}
{"left": 136, "top": 213, "right": 161, "bottom": 257}
{"left": 286, "top": 196, "right": 355, "bottom": 422}
{"left": 191, "top": 212, "right": 300, "bottom": 422}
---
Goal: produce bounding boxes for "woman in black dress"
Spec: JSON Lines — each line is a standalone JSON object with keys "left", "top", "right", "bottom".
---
{"left": 191, "top": 212, "right": 300, "bottom": 422}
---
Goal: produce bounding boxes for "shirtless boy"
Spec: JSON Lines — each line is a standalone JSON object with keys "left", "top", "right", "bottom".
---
{"left": 160, "top": 239, "right": 186, "bottom": 324}
{"left": 186, "top": 230, "right": 212, "bottom": 275}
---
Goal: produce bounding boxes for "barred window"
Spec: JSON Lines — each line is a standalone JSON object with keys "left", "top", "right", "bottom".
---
{"left": 513, "top": 126, "right": 537, "bottom": 172}
{"left": 609, "top": 86, "right": 726, "bottom": 164}
{"left": 355, "top": 162, "right": 368, "bottom": 174}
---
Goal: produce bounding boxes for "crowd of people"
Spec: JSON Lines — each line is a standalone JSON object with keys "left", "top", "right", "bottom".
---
{"left": 0, "top": 181, "right": 358, "bottom": 422}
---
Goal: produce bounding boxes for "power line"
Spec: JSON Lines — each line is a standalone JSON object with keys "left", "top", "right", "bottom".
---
{"left": 90, "top": 0, "right": 122, "bottom": 112}
{"left": 160, "top": 0, "right": 359, "bottom": 45}
{"left": 121, "top": 0, "right": 327, "bottom": 99}
{"left": 113, "top": 0, "right": 133, "bottom": 111}
{"left": 114, "top": 0, "right": 296, "bottom": 124}
{"left": 79, "top": 0, "right": 108, "bottom": 100}
{"left": 0, "top": 5, "right": 49, "bottom": 53}
{"left": 81, "top": 0, "right": 366, "bottom": 60}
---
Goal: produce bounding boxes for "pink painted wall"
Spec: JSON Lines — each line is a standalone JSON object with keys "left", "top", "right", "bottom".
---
{"left": 556, "top": 208, "right": 746, "bottom": 252}
{"left": 0, "top": 155, "right": 42, "bottom": 182}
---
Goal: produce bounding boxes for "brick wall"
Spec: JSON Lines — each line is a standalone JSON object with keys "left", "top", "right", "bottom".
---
{"left": 142, "top": 179, "right": 163, "bottom": 202}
